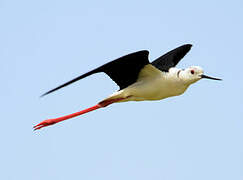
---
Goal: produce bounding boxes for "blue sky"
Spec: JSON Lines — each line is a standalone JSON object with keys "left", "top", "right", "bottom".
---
{"left": 1, "top": 0, "right": 243, "bottom": 179}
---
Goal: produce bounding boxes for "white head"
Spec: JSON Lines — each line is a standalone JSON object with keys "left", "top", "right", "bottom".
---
{"left": 179, "top": 66, "right": 221, "bottom": 85}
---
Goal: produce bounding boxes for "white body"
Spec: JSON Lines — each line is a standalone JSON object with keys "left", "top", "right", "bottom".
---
{"left": 102, "top": 65, "right": 203, "bottom": 103}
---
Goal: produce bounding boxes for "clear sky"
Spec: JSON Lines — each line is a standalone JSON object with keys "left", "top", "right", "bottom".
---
{"left": 1, "top": 0, "right": 243, "bottom": 179}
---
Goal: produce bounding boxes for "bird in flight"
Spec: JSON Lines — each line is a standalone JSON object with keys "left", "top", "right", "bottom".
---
{"left": 34, "top": 44, "right": 221, "bottom": 130}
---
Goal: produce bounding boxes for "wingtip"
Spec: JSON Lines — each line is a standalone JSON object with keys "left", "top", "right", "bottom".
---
{"left": 184, "top": 44, "right": 193, "bottom": 48}
{"left": 40, "top": 92, "right": 49, "bottom": 98}
{"left": 181, "top": 44, "right": 193, "bottom": 52}
{"left": 39, "top": 94, "right": 45, "bottom": 98}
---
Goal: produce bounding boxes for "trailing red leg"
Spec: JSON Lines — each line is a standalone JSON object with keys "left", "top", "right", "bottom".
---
{"left": 33, "top": 104, "right": 102, "bottom": 130}
{"left": 33, "top": 97, "right": 128, "bottom": 131}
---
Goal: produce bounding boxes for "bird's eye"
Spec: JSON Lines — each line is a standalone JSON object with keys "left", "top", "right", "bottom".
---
{"left": 190, "top": 70, "right": 195, "bottom": 74}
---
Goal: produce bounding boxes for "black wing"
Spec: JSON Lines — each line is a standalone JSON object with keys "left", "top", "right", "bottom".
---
{"left": 151, "top": 44, "right": 192, "bottom": 72}
{"left": 41, "top": 50, "right": 149, "bottom": 97}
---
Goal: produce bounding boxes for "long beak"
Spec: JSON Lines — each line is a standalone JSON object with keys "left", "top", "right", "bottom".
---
{"left": 201, "top": 74, "right": 222, "bottom": 81}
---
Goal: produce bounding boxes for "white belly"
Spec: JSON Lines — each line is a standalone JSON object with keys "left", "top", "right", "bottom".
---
{"left": 115, "top": 76, "right": 189, "bottom": 102}
{"left": 131, "top": 79, "right": 188, "bottom": 101}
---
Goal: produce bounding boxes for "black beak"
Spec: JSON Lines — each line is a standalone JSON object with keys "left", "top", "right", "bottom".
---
{"left": 201, "top": 74, "right": 222, "bottom": 81}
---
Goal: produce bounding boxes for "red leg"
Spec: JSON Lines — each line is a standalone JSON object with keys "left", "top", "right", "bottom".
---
{"left": 33, "top": 104, "right": 102, "bottom": 130}
{"left": 33, "top": 97, "right": 129, "bottom": 131}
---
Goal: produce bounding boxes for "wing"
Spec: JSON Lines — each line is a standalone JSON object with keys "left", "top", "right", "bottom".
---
{"left": 41, "top": 50, "right": 150, "bottom": 97}
{"left": 151, "top": 44, "right": 192, "bottom": 72}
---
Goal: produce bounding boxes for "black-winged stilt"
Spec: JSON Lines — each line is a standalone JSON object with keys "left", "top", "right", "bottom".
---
{"left": 34, "top": 44, "right": 221, "bottom": 130}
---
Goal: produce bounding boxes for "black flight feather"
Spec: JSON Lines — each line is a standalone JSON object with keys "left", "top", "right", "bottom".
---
{"left": 41, "top": 50, "right": 149, "bottom": 97}
{"left": 151, "top": 44, "right": 192, "bottom": 72}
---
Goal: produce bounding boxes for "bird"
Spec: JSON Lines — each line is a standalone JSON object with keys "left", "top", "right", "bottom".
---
{"left": 33, "top": 44, "right": 221, "bottom": 130}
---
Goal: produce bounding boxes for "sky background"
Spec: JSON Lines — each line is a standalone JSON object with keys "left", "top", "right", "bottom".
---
{"left": 1, "top": 0, "right": 243, "bottom": 179}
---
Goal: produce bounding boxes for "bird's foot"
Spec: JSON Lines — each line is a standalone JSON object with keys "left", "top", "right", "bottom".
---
{"left": 33, "top": 119, "right": 57, "bottom": 131}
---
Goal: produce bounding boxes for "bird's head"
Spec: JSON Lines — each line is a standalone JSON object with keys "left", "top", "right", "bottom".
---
{"left": 180, "top": 66, "right": 221, "bottom": 84}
